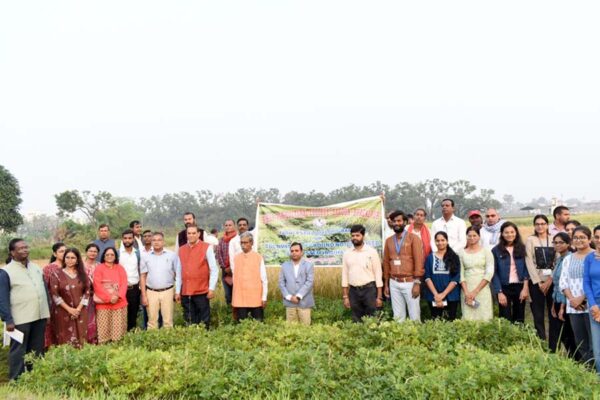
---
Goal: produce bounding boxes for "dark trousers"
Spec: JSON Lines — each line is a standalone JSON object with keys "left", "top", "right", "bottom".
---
{"left": 429, "top": 301, "right": 459, "bottom": 321}
{"left": 126, "top": 286, "right": 141, "bottom": 331}
{"left": 549, "top": 302, "right": 580, "bottom": 360}
{"left": 529, "top": 280, "right": 554, "bottom": 339}
{"left": 569, "top": 313, "right": 594, "bottom": 365}
{"left": 9, "top": 319, "right": 46, "bottom": 381}
{"left": 349, "top": 282, "right": 377, "bottom": 323}
{"left": 237, "top": 307, "right": 264, "bottom": 322}
{"left": 499, "top": 283, "right": 526, "bottom": 324}
{"left": 181, "top": 294, "right": 211, "bottom": 329}
{"left": 222, "top": 276, "right": 233, "bottom": 305}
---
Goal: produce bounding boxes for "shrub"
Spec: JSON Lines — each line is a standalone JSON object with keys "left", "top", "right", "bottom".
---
{"left": 12, "top": 318, "right": 599, "bottom": 399}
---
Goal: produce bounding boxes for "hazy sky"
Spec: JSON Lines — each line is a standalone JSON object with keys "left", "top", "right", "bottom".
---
{"left": 1, "top": 1, "right": 599, "bottom": 215}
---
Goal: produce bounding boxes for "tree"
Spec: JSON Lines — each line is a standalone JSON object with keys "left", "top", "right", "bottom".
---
{"left": 55, "top": 190, "right": 116, "bottom": 224}
{"left": 502, "top": 194, "right": 515, "bottom": 211}
{"left": 0, "top": 165, "right": 23, "bottom": 232}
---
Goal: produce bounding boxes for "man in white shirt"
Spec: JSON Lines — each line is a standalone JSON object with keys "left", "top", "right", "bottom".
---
{"left": 118, "top": 229, "right": 141, "bottom": 331}
{"left": 430, "top": 198, "right": 467, "bottom": 252}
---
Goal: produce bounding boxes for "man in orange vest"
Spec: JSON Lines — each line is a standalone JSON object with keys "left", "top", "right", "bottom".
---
{"left": 175, "top": 225, "right": 218, "bottom": 329}
{"left": 231, "top": 232, "right": 268, "bottom": 321}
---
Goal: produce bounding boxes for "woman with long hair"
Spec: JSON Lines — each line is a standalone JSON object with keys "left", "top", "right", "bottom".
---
{"left": 459, "top": 227, "right": 494, "bottom": 321}
{"left": 491, "top": 222, "right": 529, "bottom": 324}
{"left": 550, "top": 232, "right": 579, "bottom": 358}
{"left": 525, "top": 215, "right": 556, "bottom": 340}
{"left": 48, "top": 248, "right": 90, "bottom": 348}
{"left": 559, "top": 226, "right": 595, "bottom": 365}
{"left": 93, "top": 247, "right": 128, "bottom": 344}
{"left": 424, "top": 232, "right": 461, "bottom": 320}
{"left": 42, "top": 242, "right": 66, "bottom": 349}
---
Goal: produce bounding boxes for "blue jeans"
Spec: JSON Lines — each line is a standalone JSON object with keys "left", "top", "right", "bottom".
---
{"left": 588, "top": 313, "right": 600, "bottom": 374}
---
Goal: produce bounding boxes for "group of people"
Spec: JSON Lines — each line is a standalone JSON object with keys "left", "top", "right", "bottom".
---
{"left": 3, "top": 201, "right": 600, "bottom": 380}
{"left": 0, "top": 213, "right": 314, "bottom": 380}
{"left": 345, "top": 201, "right": 600, "bottom": 375}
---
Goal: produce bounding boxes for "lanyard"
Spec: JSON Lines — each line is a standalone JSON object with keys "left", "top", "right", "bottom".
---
{"left": 393, "top": 231, "right": 408, "bottom": 254}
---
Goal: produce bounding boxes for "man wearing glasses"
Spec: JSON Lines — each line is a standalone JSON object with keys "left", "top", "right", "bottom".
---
{"left": 231, "top": 232, "right": 268, "bottom": 322}
{"left": 480, "top": 208, "right": 506, "bottom": 249}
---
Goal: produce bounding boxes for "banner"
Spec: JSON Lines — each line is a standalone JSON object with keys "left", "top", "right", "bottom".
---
{"left": 256, "top": 196, "right": 384, "bottom": 267}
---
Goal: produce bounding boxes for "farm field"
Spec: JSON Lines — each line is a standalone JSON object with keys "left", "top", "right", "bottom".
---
{"left": 2, "top": 212, "right": 600, "bottom": 398}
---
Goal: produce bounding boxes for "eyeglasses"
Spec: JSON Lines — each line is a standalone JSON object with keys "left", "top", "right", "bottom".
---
{"left": 485, "top": 215, "right": 497, "bottom": 218}
{"left": 552, "top": 241, "right": 566, "bottom": 245}
{"left": 573, "top": 237, "right": 588, "bottom": 241}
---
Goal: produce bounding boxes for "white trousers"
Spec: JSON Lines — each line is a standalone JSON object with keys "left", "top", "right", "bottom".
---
{"left": 389, "top": 279, "right": 421, "bottom": 322}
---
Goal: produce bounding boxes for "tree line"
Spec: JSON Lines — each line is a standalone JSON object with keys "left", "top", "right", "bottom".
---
{"left": 54, "top": 179, "right": 501, "bottom": 234}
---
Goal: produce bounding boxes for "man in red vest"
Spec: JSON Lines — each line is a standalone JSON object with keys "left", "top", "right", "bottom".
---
{"left": 175, "top": 224, "right": 218, "bottom": 329}
{"left": 231, "top": 232, "right": 268, "bottom": 321}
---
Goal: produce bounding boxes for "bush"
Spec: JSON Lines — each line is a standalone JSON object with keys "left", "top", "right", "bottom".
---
{"left": 11, "top": 317, "right": 599, "bottom": 399}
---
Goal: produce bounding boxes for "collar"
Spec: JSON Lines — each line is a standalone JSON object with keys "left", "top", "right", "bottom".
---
{"left": 151, "top": 249, "right": 167, "bottom": 255}
{"left": 441, "top": 215, "right": 455, "bottom": 223}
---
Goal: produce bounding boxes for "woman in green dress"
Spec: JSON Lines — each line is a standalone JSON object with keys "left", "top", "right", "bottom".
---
{"left": 459, "top": 226, "right": 495, "bottom": 321}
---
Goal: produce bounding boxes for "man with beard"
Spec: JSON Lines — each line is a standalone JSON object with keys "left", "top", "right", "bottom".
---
{"left": 342, "top": 225, "right": 383, "bottom": 322}
{"left": 216, "top": 219, "right": 237, "bottom": 306}
{"left": 383, "top": 210, "right": 425, "bottom": 322}
{"left": 118, "top": 229, "right": 142, "bottom": 331}
{"left": 549, "top": 205, "right": 570, "bottom": 236}
{"left": 175, "top": 212, "right": 204, "bottom": 253}
{"left": 480, "top": 208, "right": 505, "bottom": 249}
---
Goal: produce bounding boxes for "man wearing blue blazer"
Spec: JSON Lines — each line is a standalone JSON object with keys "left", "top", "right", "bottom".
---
{"left": 278, "top": 242, "right": 315, "bottom": 325}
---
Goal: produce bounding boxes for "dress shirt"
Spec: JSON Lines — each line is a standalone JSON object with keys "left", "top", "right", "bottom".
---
{"left": 140, "top": 249, "right": 178, "bottom": 290}
{"left": 342, "top": 244, "right": 383, "bottom": 288}
{"left": 430, "top": 215, "right": 467, "bottom": 251}
{"left": 119, "top": 248, "right": 140, "bottom": 285}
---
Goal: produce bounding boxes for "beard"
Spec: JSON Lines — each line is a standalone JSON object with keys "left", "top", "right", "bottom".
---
{"left": 351, "top": 239, "right": 364, "bottom": 247}
{"left": 393, "top": 225, "right": 405, "bottom": 233}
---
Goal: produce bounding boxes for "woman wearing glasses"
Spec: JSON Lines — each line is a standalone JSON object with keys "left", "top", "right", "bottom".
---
{"left": 525, "top": 215, "right": 557, "bottom": 340}
{"left": 559, "top": 226, "right": 595, "bottom": 366}
{"left": 550, "top": 233, "right": 579, "bottom": 358}
{"left": 583, "top": 225, "right": 600, "bottom": 374}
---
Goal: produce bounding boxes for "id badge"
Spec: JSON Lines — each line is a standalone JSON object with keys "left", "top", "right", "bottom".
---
{"left": 393, "top": 260, "right": 401, "bottom": 266}
{"left": 542, "top": 269, "right": 552, "bottom": 277}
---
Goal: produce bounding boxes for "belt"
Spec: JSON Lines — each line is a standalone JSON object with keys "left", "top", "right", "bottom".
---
{"left": 351, "top": 281, "right": 375, "bottom": 290}
{"left": 146, "top": 285, "right": 174, "bottom": 292}
{"left": 127, "top": 284, "right": 140, "bottom": 290}
{"left": 390, "top": 275, "right": 414, "bottom": 283}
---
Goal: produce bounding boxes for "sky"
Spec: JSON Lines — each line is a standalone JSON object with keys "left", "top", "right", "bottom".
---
{"left": 1, "top": 1, "right": 599, "bottom": 215}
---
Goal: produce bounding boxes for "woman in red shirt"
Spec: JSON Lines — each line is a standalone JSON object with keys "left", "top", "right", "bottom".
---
{"left": 92, "top": 247, "right": 128, "bottom": 344}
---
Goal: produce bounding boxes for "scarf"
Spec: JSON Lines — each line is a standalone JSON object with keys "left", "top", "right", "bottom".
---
{"left": 482, "top": 220, "right": 504, "bottom": 245}
{"left": 408, "top": 224, "right": 432, "bottom": 257}
{"left": 222, "top": 231, "right": 237, "bottom": 243}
